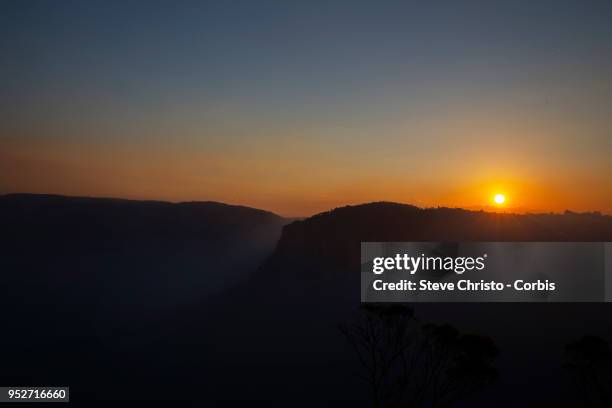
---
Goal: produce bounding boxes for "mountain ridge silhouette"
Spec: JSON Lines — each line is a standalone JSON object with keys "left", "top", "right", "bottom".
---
{"left": 255, "top": 201, "right": 612, "bottom": 283}
{"left": 1, "top": 194, "right": 612, "bottom": 405}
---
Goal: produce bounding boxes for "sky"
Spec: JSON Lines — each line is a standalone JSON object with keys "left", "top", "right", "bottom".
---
{"left": 1, "top": 0, "right": 611, "bottom": 216}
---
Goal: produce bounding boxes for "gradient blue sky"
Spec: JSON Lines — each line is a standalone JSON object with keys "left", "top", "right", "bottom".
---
{"left": 1, "top": 0, "right": 611, "bottom": 215}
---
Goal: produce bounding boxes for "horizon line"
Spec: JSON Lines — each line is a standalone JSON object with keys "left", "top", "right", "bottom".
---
{"left": 1, "top": 191, "right": 609, "bottom": 219}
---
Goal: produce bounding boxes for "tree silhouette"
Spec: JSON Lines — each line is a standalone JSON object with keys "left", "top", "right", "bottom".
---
{"left": 564, "top": 336, "right": 612, "bottom": 407}
{"left": 340, "top": 304, "right": 498, "bottom": 408}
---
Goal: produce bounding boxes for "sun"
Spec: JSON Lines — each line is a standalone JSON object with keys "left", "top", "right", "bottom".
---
{"left": 493, "top": 193, "right": 506, "bottom": 205}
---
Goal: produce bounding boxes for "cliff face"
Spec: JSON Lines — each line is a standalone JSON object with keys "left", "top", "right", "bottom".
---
{"left": 256, "top": 202, "right": 612, "bottom": 282}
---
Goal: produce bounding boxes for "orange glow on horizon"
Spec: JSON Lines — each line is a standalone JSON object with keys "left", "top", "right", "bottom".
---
{"left": 1, "top": 137, "right": 610, "bottom": 218}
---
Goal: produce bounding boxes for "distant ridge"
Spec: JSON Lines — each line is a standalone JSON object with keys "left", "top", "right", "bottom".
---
{"left": 0, "top": 192, "right": 282, "bottom": 219}
{"left": 314, "top": 201, "right": 607, "bottom": 218}
{"left": 286, "top": 201, "right": 612, "bottom": 241}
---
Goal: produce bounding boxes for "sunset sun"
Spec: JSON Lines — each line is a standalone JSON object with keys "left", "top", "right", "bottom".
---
{"left": 493, "top": 193, "right": 506, "bottom": 205}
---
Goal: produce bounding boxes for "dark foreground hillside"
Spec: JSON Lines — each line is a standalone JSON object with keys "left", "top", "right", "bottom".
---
{"left": 2, "top": 199, "right": 612, "bottom": 406}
